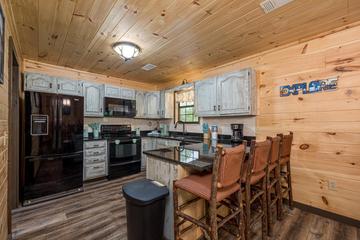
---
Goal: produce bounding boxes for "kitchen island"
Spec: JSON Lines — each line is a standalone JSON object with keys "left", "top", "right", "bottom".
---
{"left": 144, "top": 141, "right": 235, "bottom": 240}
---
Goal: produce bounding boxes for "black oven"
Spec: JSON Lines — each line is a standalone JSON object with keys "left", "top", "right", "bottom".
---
{"left": 104, "top": 97, "right": 136, "bottom": 118}
{"left": 107, "top": 137, "right": 141, "bottom": 179}
{"left": 101, "top": 125, "right": 141, "bottom": 180}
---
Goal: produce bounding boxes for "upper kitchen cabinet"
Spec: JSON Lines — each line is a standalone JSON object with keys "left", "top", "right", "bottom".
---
{"left": 56, "top": 77, "right": 83, "bottom": 96}
{"left": 195, "top": 77, "right": 218, "bottom": 116}
{"left": 217, "top": 69, "right": 252, "bottom": 115}
{"left": 145, "top": 92, "right": 161, "bottom": 118}
{"left": 121, "top": 87, "right": 136, "bottom": 100}
{"left": 160, "top": 90, "right": 174, "bottom": 119}
{"left": 135, "top": 91, "right": 146, "bottom": 118}
{"left": 25, "top": 72, "right": 83, "bottom": 96}
{"left": 105, "top": 85, "right": 135, "bottom": 100}
{"left": 195, "top": 68, "right": 256, "bottom": 116}
{"left": 104, "top": 85, "right": 121, "bottom": 98}
{"left": 25, "top": 72, "right": 57, "bottom": 93}
{"left": 83, "top": 82, "right": 104, "bottom": 117}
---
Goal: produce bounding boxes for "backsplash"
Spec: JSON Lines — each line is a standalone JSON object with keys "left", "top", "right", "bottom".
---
{"left": 84, "top": 117, "right": 159, "bottom": 132}
{"left": 160, "top": 116, "right": 256, "bottom": 136}
{"left": 85, "top": 116, "right": 256, "bottom": 136}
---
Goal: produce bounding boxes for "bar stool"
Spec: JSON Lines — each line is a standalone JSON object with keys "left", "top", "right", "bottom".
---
{"left": 266, "top": 136, "right": 282, "bottom": 236}
{"left": 242, "top": 140, "right": 271, "bottom": 240}
{"left": 277, "top": 132, "right": 294, "bottom": 213}
{"left": 173, "top": 142, "right": 247, "bottom": 240}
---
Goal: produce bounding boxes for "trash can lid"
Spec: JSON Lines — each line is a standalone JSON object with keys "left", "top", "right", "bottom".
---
{"left": 122, "top": 179, "right": 169, "bottom": 206}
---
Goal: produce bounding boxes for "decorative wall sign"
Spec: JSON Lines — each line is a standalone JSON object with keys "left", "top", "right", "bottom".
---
{"left": 280, "top": 77, "right": 338, "bottom": 97}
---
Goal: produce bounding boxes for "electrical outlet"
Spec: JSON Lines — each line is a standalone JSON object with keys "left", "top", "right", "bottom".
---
{"left": 328, "top": 180, "right": 336, "bottom": 191}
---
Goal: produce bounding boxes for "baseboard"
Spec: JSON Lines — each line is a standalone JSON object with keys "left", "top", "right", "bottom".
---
{"left": 293, "top": 201, "right": 360, "bottom": 228}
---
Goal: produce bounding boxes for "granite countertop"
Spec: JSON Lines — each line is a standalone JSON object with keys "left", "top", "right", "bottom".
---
{"left": 144, "top": 142, "right": 249, "bottom": 172}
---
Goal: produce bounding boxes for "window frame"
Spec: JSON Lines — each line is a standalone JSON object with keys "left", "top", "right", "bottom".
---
{"left": 177, "top": 101, "right": 199, "bottom": 124}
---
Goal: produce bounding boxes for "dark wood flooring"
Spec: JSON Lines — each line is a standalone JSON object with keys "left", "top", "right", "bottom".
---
{"left": 12, "top": 172, "right": 360, "bottom": 240}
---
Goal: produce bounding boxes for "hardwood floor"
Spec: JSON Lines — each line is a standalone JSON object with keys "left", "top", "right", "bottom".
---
{"left": 12, "top": 172, "right": 360, "bottom": 240}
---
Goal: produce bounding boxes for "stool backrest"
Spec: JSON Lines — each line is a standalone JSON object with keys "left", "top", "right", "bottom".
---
{"left": 277, "top": 132, "right": 293, "bottom": 161}
{"left": 217, "top": 143, "right": 246, "bottom": 188}
{"left": 267, "top": 136, "right": 281, "bottom": 165}
{"left": 247, "top": 140, "right": 271, "bottom": 178}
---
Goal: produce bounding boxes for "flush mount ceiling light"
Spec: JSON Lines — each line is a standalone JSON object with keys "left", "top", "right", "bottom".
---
{"left": 112, "top": 42, "right": 141, "bottom": 61}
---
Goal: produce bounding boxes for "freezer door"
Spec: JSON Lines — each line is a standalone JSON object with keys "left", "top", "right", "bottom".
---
{"left": 22, "top": 153, "right": 83, "bottom": 204}
{"left": 57, "top": 95, "right": 84, "bottom": 154}
{"left": 25, "top": 92, "right": 58, "bottom": 157}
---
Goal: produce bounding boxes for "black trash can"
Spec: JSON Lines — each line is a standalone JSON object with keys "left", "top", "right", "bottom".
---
{"left": 122, "top": 179, "right": 169, "bottom": 240}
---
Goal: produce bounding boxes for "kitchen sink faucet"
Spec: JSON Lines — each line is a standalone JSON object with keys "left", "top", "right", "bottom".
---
{"left": 174, "top": 120, "right": 185, "bottom": 137}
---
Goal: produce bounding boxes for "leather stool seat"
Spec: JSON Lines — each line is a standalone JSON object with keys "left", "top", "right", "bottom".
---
{"left": 175, "top": 174, "right": 240, "bottom": 202}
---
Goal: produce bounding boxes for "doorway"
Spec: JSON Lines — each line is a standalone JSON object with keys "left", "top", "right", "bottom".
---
{"left": 7, "top": 36, "right": 20, "bottom": 234}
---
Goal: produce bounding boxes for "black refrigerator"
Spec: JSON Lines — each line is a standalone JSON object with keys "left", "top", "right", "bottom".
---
{"left": 21, "top": 91, "right": 84, "bottom": 205}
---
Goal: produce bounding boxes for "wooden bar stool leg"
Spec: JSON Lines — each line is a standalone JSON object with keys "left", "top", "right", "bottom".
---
{"left": 266, "top": 176, "right": 273, "bottom": 236}
{"left": 236, "top": 188, "right": 244, "bottom": 240}
{"left": 173, "top": 183, "right": 180, "bottom": 240}
{"left": 287, "top": 161, "right": 294, "bottom": 210}
{"left": 275, "top": 166, "right": 283, "bottom": 220}
{"left": 209, "top": 199, "right": 218, "bottom": 240}
{"left": 244, "top": 184, "right": 251, "bottom": 240}
{"left": 261, "top": 178, "right": 268, "bottom": 240}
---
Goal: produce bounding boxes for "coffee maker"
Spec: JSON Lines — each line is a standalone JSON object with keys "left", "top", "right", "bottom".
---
{"left": 231, "top": 124, "right": 243, "bottom": 143}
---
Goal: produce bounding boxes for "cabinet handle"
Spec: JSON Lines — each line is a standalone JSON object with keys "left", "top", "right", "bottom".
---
{"left": 213, "top": 105, "right": 216, "bottom": 111}
{"left": 218, "top": 105, "right": 220, "bottom": 111}
{"left": 50, "top": 83, "right": 52, "bottom": 88}
{"left": 57, "top": 84, "right": 60, "bottom": 90}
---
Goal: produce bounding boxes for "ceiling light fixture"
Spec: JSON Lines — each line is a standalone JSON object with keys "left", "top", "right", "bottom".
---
{"left": 112, "top": 42, "right": 141, "bottom": 61}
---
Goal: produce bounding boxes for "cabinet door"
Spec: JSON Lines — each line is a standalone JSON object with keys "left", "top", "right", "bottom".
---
{"left": 105, "top": 85, "right": 120, "bottom": 98}
{"left": 25, "top": 72, "right": 56, "bottom": 93}
{"left": 217, "top": 70, "right": 250, "bottom": 115}
{"left": 57, "top": 78, "right": 82, "bottom": 96}
{"left": 84, "top": 82, "right": 104, "bottom": 117}
{"left": 120, "top": 87, "right": 135, "bottom": 100}
{"left": 145, "top": 92, "right": 160, "bottom": 118}
{"left": 135, "top": 91, "right": 145, "bottom": 118}
{"left": 194, "top": 77, "right": 218, "bottom": 116}
{"left": 164, "top": 91, "right": 174, "bottom": 119}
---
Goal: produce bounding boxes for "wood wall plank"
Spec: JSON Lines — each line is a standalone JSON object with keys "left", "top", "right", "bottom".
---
{"left": 162, "top": 23, "right": 360, "bottom": 220}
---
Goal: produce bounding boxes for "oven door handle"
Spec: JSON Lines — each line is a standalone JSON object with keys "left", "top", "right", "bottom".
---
{"left": 109, "top": 139, "right": 139, "bottom": 144}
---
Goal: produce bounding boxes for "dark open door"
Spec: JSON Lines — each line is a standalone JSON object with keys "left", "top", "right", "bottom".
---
{"left": 8, "top": 36, "right": 20, "bottom": 234}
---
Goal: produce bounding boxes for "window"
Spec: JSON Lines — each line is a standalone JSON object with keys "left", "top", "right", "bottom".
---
{"left": 178, "top": 101, "right": 199, "bottom": 123}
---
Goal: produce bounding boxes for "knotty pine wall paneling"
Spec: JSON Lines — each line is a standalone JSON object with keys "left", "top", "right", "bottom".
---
{"left": 160, "top": 24, "right": 360, "bottom": 221}
{"left": 0, "top": 0, "right": 22, "bottom": 239}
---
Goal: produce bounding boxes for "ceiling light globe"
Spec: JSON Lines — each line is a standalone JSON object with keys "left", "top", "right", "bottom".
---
{"left": 113, "top": 42, "right": 141, "bottom": 61}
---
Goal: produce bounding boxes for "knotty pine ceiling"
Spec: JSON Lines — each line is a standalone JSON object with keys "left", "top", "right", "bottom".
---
{"left": 10, "top": 0, "right": 360, "bottom": 84}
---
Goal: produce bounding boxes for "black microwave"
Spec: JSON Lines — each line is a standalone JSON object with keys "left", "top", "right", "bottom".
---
{"left": 104, "top": 97, "right": 136, "bottom": 118}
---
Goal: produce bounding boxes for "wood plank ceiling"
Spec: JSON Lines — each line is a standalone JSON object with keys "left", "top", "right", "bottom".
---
{"left": 10, "top": 0, "right": 360, "bottom": 84}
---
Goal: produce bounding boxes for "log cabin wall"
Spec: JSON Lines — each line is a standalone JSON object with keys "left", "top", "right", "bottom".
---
{"left": 0, "top": 0, "right": 22, "bottom": 239}
{"left": 161, "top": 24, "right": 360, "bottom": 221}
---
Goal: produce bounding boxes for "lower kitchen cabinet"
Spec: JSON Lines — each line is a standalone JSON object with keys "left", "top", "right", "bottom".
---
{"left": 141, "top": 137, "right": 181, "bottom": 170}
{"left": 84, "top": 140, "right": 108, "bottom": 180}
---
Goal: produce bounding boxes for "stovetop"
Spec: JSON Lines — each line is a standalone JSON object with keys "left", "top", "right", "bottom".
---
{"left": 100, "top": 124, "right": 134, "bottom": 139}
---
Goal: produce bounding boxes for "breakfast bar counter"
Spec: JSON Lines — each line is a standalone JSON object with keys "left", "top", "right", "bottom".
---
{"left": 144, "top": 142, "right": 244, "bottom": 240}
